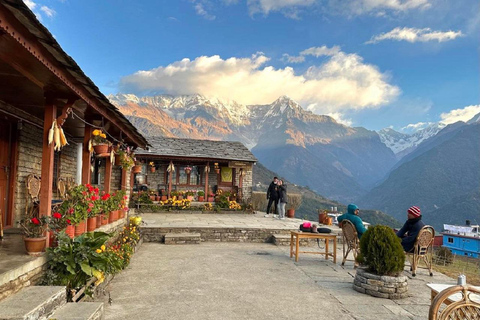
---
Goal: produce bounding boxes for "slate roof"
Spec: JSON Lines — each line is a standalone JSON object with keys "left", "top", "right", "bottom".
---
{"left": 136, "top": 137, "right": 257, "bottom": 162}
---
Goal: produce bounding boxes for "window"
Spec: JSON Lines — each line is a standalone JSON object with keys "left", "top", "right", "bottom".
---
{"left": 447, "top": 237, "right": 454, "bottom": 244}
{"left": 175, "top": 165, "right": 202, "bottom": 186}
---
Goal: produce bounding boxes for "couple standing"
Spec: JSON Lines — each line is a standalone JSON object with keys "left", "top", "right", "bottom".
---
{"left": 264, "top": 176, "right": 287, "bottom": 219}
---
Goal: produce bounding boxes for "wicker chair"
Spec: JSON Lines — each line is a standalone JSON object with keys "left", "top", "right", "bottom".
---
{"left": 25, "top": 174, "right": 41, "bottom": 218}
{"left": 57, "top": 178, "right": 67, "bottom": 199}
{"left": 406, "top": 225, "right": 435, "bottom": 276}
{"left": 340, "top": 220, "right": 360, "bottom": 268}
{"left": 428, "top": 285, "right": 480, "bottom": 319}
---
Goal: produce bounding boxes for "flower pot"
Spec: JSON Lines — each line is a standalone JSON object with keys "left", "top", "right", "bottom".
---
{"left": 87, "top": 217, "right": 97, "bottom": 232}
{"left": 161, "top": 195, "right": 167, "bottom": 201}
{"left": 214, "top": 168, "right": 220, "bottom": 174}
{"left": 101, "top": 214, "right": 108, "bottom": 225}
{"left": 24, "top": 237, "right": 46, "bottom": 255}
{"left": 65, "top": 225, "right": 75, "bottom": 239}
{"left": 185, "top": 169, "right": 191, "bottom": 174}
{"left": 150, "top": 195, "right": 156, "bottom": 201}
{"left": 119, "top": 209, "right": 126, "bottom": 219}
{"left": 109, "top": 210, "right": 119, "bottom": 223}
{"left": 198, "top": 196, "right": 204, "bottom": 202}
{"left": 286, "top": 209, "right": 295, "bottom": 218}
{"left": 132, "top": 165, "right": 142, "bottom": 173}
{"left": 207, "top": 197, "right": 214, "bottom": 202}
{"left": 150, "top": 167, "right": 156, "bottom": 173}
{"left": 96, "top": 215, "right": 102, "bottom": 228}
{"left": 93, "top": 144, "right": 109, "bottom": 155}
{"left": 187, "top": 195, "right": 193, "bottom": 201}
{"left": 74, "top": 221, "right": 86, "bottom": 237}
{"left": 114, "top": 154, "right": 122, "bottom": 166}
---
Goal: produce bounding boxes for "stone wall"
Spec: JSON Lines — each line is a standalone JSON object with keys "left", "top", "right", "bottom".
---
{"left": 353, "top": 268, "right": 408, "bottom": 299}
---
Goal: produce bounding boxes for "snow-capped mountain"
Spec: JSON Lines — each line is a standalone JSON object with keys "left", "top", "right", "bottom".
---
{"left": 378, "top": 123, "right": 446, "bottom": 158}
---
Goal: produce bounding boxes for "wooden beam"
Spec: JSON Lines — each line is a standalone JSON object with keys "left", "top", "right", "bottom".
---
{"left": 104, "top": 156, "right": 113, "bottom": 193}
{"left": 204, "top": 162, "right": 209, "bottom": 202}
{"left": 39, "top": 100, "right": 56, "bottom": 246}
{"left": 121, "top": 168, "right": 127, "bottom": 191}
{"left": 168, "top": 161, "right": 173, "bottom": 198}
{"left": 81, "top": 126, "right": 92, "bottom": 184}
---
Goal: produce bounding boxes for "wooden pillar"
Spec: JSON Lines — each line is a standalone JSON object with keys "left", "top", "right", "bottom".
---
{"left": 238, "top": 169, "right": 244, "bottom": 202}
{"left": 104, "top": 156, "right": 113, "bottom": 193}
{"left": 39, "top": 100, "right": 56, "bottom": 246}
{"left": 81, "top": 125, "right": 92, "bottom": 184}
{"left": 121, "top": 168, "right": 127, "bottom": 191}
{"left": 168, "top": 160, "right": 173, "bottom": 198}
{"left": 204, "top": 161, "right": 209, "bottom": 202}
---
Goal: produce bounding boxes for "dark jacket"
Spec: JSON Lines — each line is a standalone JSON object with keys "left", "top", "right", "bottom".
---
{"left": 337, "top": 207, "right": 367, "bottom": 239}
{"left": 278, "top": 185, "right": 287, "bottom": 203}
{"left": 396, "top": 216, "right": 425, "bottom": 252}
{"left": 267, "top": 182, "right": 278, "bottom": 200}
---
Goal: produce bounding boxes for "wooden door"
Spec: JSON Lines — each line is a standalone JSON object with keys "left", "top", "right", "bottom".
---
{"left": 0, "top": 119, "right": 12, "bottom": 229}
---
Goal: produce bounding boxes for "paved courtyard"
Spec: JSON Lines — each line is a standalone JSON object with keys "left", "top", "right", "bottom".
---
{"left": 100, "top": 213, "right": 456, "bottom": 320}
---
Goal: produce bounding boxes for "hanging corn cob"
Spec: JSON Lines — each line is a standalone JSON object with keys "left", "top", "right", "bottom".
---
{"left": 59, "top": 126, "right": 68, "bottom": 147}
{"left": 88, "top": 139, "right": 93, "bottom": 153}
{"left": 54, "top": 121, "right": 61, "bottom": 151}
{"left": 48, "top": 120, "right": 56, "bottom": 145}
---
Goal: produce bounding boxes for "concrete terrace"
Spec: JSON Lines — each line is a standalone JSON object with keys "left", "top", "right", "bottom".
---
{"left": 97, "top": 212, "right": 456, "bottom": 320}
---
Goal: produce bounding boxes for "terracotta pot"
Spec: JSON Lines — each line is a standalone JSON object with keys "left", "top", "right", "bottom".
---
{"left": 187, "top": 195, "right": 193, "bottom": 201}
{"left": 114, "top": 154, "right": 122, "bottom": 166}
{"left": 161, "top": 195, "right": 167, "bottom": 201}
{"left": 198, "top": 196, "right": 204, "bottom": 202}
{"left": 101, "top": 214, "right": 108, "bottom": 225}
{"left": 24, "top": 237, "right": 47, "bottom": 255}
{"left": 207, "top": 197, "right": 214, "bottom": 202}
{"left": 214, "top": 168, "right": 220, "bottom": 174}
{"left": 150, "top": 195, "right": 156, "bottom": 201}
{"left": 96, "top": 215, "right": 102, "bottom": 228}
{"left": 87, "top": 217, "right": 97, "bottom": 232}
{"left": 74, "top": 221, "right": 86, "bottom": 237}
{"left": 185, "top": 169, "right": 191, "bottom": 174}
{"left": 132, "top": 165, "right": 142, "bottom": 173}
{"left": 65, "top": 225, "right": 75, "bottom": 239}
{"left": 156, "top": 196, "right": 161, "bottom": 201}
{"left": 286, "top": 209, "right": 295, "bottom": 218}
{"left": 119, "top": 209, "right": 125, "bottom": 219}
{"left": 109, "top": 210, "right": 119, "bottom": 223}
{"left": 150, "top": 167, "right": 155, "bottom": 173}
{"left": 93, "top": 144, "right": 109, "bottom": 155}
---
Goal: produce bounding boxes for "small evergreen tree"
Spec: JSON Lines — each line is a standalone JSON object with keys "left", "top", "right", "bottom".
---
{"left": 357, "top": 225, "right": 405, "bottom": 276}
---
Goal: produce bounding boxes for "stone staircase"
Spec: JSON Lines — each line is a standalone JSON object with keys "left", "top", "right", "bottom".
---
{"left": 164, "top": 233, "right": 201, "bottom": 245}
{"left": 0, "top": 286, "right": 104, "bottom": 320}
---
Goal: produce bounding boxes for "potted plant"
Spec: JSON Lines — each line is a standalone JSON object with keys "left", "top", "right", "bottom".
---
{"left": 207, "top": 193, "right": 215, "bottom": 202}
{"left": 132, "top": 160, "right": 142, "bottom": 174}
{"left": 185, "top": 190, "right": 195, "bottom": 201}
{"left": 117, "top": 149, "right": 135, "bottom": 170}
{"left": 185, "top": 166, "right": 192, "bottom": 174}
{"left": 18, "top": 214, "right": 50, "bottom": 255}
{"left": 149, "top": 161, "right": 156, "bottom": 173}
{"left": 91, "top": 129, "right": 110, "bottom": 155}
{"left": 177, "top": 191, "right": 184, "bottom": 200}
{"left": 197, "top": 190, "right": 205, "bottom": 202}
{"left": 286, "top": 193, "right": 302, "bottom": 218}
{"left": 354, "top": 225, "right": 408, "bottom": 299}
{"left": 214, "top": 163, "right": 220, "bottom": 174}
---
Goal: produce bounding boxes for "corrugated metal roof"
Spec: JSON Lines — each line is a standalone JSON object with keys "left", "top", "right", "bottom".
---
{"left": 136, "top": 136, "right": 257, "bottom": 162}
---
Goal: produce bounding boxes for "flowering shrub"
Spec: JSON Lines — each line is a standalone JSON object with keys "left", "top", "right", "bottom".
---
{"left": 117, "top": 149, "right": 135, "bottom": 169}
{"left": 18, "top": 215, "right": 49, "bottom": 238}
{"left": 57, "top": 184, "right": 101, "bottom": 224}
{"left": 203, "top": 203, "right": 213, "bottom": 211}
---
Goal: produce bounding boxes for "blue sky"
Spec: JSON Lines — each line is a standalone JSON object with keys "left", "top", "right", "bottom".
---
{"left": 26, "top": 0, "right": 479, "bottom": 131}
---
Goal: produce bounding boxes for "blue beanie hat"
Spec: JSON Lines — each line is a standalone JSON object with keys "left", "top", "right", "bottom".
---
{"left": 347, "top": 204, "right": 358, "bottom": 214}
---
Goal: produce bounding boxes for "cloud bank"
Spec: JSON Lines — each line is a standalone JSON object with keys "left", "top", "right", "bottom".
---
{"left": 247, "top": 0, "right": 316, "bottom": 17}
{"left": 119, "top": 49, "right": 400, "bottom": 114}
{"left": 367, "top": 27, "right": 464, "bottom": 44}
{"left": 337, "top": 0, "right": 432, "bottom": 16}
{"left": 440, "top": 105, "right": 480, "bottom": 125}
{"left": 282, "top": 45, "right": 341, "bottom": 63}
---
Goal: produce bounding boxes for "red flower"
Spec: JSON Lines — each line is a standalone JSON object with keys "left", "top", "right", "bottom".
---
{"left": 86, "top": 183, "right": 91, "bottom": 188}
{"left": 101, "top": 194, "right": 110, "bottom": 201}
{"left": 53, "top": 212, "right": 62, "bottom": 219}
{"left": 124, "top": 196, "right": 128, "bottom": 200}
{"left": 82, "top": 191, "right": 87, "bottom": 196}
{"left": 91, "top": 196, "right": 99, "bottom": 201}
{"left": 68, "top": 208, "right": 74, "bottom": 214}
{"left": 94, "top": 188, "right": 99, "bottom": 194}
{"left": 66, "top": 219, "right": 71, "bottom": 225}
{"left": 31, "top": 217, "right": 40, "bottom": 225}
{"left": 88, "top": 202, "right": 94, "bottom": 208}
{"left": 87, "top": 208, "right": 91, "bottom": 213}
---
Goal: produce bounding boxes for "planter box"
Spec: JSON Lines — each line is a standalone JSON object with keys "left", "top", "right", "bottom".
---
{"left": 353, "top": 268, "right": 408, "bottom": 299}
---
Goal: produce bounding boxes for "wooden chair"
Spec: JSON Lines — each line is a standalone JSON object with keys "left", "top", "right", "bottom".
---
{"left": 340, "top": 220, "right": 360, "bottom": 268}
{"left": 428, "top": 285, "right": 480, "bottom": 319}
{"left": 57, "top": 178, "right": 67, "bottom": 199}
{"left": 406, "top": 225, "right": 435, "bottom": 277}
{"left": 25, "top": 174, "right": 41, "bottom": 218}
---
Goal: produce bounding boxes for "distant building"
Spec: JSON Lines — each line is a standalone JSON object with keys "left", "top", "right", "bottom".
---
{"left": 442, "top": 222, "right": 480, "bottom": 258}
{"left": 134, "top": 137, "right": 257, "bottom": 202}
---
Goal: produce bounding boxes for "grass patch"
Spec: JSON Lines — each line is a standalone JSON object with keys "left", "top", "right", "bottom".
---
{"left": 432, "top": 253, "right": 480, "bottom": 286}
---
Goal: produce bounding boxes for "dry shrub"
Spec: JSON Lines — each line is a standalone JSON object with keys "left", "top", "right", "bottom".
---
{"left": 287, "top": 194, "right": 302, "bottom": 210}
{"left": 251, "top": 191, "right": 267, "bottom": 211}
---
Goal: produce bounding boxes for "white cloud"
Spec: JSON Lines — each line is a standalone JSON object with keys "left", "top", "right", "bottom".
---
{"left": 120, "top": 50, "right": 400, "bottom": 114}
{"left": 440, "top": 105, "right": 480, "bottom": 125}
{"left": 367, "top": 27, "right": 464, "bottom": 44}
{"left": 40, "top": 6, "right": 56, "bottom": 18}
{"left": 194, "top": 2, "right": 216, "bottom": 20}
{"left": 337, "top": 0, "right": 432, "bottom": 15}
{"left": 325, "top": 112, "right": 353, "bottom": 126}
{"left": 401, "top": 121, "right": 434, "bottom": 132}
{"left": 282, "top": 45, "right": 341, "bottom": 64}
{"left": 23, "top": 0, "right": 36, "bottom": 10}
{"left": 247, "top": 0, "right": 316, "bottom": 18}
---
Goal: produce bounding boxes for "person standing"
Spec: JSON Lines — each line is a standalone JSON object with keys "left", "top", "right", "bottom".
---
{"left": 265, "top": 177, "right": 279, "bottom": 217}
{"left": 396, "top": 206, "right": 426, "bottom": 252}
{"left": 337, "top": 204, "right": 367, "bottom": 239}
{"left": 277, "top": 180, "right": 287, "bottom": 220}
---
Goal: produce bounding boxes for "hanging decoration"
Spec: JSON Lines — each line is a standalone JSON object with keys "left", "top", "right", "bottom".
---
{"left": 110, "top": 150, "right": 115, "bottom": 164}
{"left": 48, "top": 120, "right": 69, "bottom": 151}
{"left": 167, "top": 163, "right": 175, "bottom": 173}
{"left": 204, "top": 166, "right": 210, "bottom": 173}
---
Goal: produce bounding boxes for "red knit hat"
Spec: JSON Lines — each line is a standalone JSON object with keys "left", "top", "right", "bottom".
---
{"left": 408, "top": 206, "right": 421, "bottom": 218}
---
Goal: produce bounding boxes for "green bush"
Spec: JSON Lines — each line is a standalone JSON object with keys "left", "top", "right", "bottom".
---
{"left": 435, "top": 246, "right": 454, "bottom": 265}
{"left": 357, "top": 225, "right": 405, "bottom": 276}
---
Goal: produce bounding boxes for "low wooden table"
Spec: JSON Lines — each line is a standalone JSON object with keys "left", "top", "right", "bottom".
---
{"left": 290, "top": 231, "right": 337, "bottom": 263}
{"left": 427, "top": 283, "right": 480, "bottom": 304}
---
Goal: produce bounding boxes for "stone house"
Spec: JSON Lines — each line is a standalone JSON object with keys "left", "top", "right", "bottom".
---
{"left": 135, "top": 137, "right": 257, "bottom": 203}
{"left": 0, "top": 1, "right": 148, "bottom": 237}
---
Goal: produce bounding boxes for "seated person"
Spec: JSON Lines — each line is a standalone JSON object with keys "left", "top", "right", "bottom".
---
{"left": 337, "top": 204, "right": 367, "bottom": 239}
{"left": 396, "top": 206, "right": 425, "bottom": 252}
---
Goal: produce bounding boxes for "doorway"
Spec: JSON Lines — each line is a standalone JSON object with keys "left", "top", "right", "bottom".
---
{"left": 0, "top": 118, "right": 15, "bottom": 228}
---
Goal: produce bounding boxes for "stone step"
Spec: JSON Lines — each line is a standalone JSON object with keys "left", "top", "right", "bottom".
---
{"left": 273, "top": 234, "right": 291, "bottom": 246}
{"left": 164, "top": 233, "right": 201, "bottom": 245}
{"left": 0, "top": 285, "right": 66, "bottom": 320}
{"left": 46, "top": 302, "right": 104, "bottom": 320}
